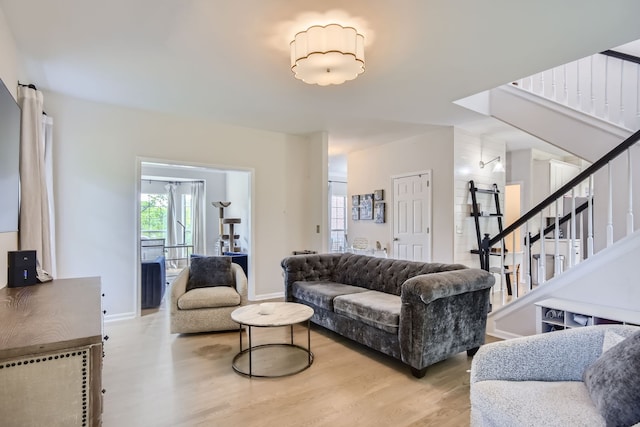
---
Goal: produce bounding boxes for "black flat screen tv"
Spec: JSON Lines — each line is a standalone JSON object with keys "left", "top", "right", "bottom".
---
{"left": 0, "top": 78, "right": 20, "bottom": 233}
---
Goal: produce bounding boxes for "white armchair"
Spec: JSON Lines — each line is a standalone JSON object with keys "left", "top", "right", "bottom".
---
{"left": 170, "top": 262, "right": 248, "bottom": 334}
{"left": 470, "top": 325, "right": 640, "bottom": 427}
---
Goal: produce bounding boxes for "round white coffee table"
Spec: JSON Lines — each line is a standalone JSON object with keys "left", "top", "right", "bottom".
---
{"left": 231, "top": 302, "right": 314, "bottom": 378}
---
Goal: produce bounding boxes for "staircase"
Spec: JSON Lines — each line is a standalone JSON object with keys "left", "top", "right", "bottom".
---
{"left": 472, "top": 50, "right": 640, "bottom": 338}
{"left": 490, "top": 84, "right": 631, "bottom": 162}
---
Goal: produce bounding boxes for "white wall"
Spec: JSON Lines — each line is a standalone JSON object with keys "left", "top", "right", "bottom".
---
{"left": 453, "top": 128, "right": 506, "bottom": 268}
{"left": 0, "top": 7, "right": 19, "bottom": 288}
{"left": 44, "top": 91, "right": 320, "bottom": 319}
{"left": 308, "top": 132, "right": 329, "bottom": 253}
{"left": 506, "top": 149, "right": 533, "bottom": 210}
{"left": 348, "top": 127, "right": 455, "bottom": 263}
{"left": 0, "top": 8, "right": 17, "bottom": 99}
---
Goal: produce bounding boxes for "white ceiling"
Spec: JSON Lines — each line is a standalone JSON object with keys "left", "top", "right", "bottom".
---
{"left": 3, "top": 0, "right": 640, "bottom": 172}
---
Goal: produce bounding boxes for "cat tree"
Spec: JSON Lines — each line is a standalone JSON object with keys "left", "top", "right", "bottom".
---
{"left": 212, "top": 201, "right": 241, "bottom": 254}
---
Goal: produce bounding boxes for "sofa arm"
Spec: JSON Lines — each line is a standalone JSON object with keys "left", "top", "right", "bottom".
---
{"left": 399, "top": 268, "right": 494, "bottom": 371}
{"left": 401, "top": 268, "right": 494, "bottom": 305}
{"left": 231, "top": 263, "right": 249, "bottom": 305}
{"left": 281, "top": 254, "right": 341, "bottom": 300}
{"left": 470, "top": 325, "right": 638, "bottom": 383}
{"left": 169, "top": 267, "right": 189, "bottom": 315}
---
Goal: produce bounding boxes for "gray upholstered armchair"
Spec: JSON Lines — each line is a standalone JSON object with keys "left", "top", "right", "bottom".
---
{"left": 470, "top": 325, "right": 640, "bottom": 427}
{"left": 170, "top": 261, "right": 248, "bottom": 334}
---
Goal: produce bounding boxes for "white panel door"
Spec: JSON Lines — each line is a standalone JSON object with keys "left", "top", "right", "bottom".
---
{"left": 393, "top": 172, "right": 431, "bottom": 261}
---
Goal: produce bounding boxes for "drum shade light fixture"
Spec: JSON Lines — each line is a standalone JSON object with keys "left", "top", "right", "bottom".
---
{"left": 290, "top": 24, "right": 365, "bottom": 86}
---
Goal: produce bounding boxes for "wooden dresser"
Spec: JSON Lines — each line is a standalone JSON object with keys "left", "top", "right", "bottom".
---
{"left": 0, "top": 277, "right": 103, "bottom": 426}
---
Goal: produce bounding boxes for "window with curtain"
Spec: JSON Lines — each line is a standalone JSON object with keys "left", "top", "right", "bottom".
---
{"left": 140, "top": 193, "right": 168, "bottom": 239}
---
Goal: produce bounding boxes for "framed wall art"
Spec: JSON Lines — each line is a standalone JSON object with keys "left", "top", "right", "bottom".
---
{"left": 360, "top": 193, "right": 374, "bottom": 220}
{"left": 374, "top": 189, "right": 384, "bottom": 201}
{"left": 374, "top": 202, "right": 385, "bottom": 224}
{"left": 352, "top": 206, "right": 360, "bottom": 220}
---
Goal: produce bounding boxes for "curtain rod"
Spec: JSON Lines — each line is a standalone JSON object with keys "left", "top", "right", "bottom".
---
{"left": 17, "top": 81, "right": 47, "bottom": 116}
{"left": 328, "top": 180, "right": 347, "bottom": 184}
{"left": 143, "top": 179, "right": 205, "bottom": 184}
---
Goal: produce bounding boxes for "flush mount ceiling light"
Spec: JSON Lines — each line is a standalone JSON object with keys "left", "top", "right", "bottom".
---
{"left": 479, "top": 156, "right": 505, "bottom": 173}
{"left": 290, "top": 23, "right": 365, "bottom": 86}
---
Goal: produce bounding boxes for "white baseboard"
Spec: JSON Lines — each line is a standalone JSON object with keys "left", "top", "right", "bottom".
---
{"left": 487, "top": 329, "right": 523, "bottom": 340}
{"left": 250, "top": 291, "right": 284, "bottom": 302}
{"left": 104, "top": 312, "right": 136, "bottom": 323}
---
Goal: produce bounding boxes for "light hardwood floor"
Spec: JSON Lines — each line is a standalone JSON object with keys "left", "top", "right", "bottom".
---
{"left": 102, "top": 299, "right": 498, "bottom": 427}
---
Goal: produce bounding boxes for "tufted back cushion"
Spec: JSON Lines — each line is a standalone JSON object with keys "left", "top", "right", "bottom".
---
{"left": 282, "top": 254, "right": 341, "bottom": 280}
{"left": 281, "top": 253, "right": 468, "bottom": 298}
{"left": 334, "top": 254, "right": 467, "bottom": 295}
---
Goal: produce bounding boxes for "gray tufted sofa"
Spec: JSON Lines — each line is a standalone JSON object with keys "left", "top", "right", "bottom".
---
{"left": 281, "top": 253, "right": 494, "bottom": 377}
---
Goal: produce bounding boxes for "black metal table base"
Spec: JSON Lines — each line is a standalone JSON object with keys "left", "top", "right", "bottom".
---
{"left": 232, "top": 321, "right": 313, "bottom": 378}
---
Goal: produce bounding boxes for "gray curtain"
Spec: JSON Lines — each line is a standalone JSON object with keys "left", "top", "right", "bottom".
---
{"left": 17, "top": 85, "right": 54, "bottom": 281}
{"left": 190, "top": 181, "right": 205, "bottom": 255}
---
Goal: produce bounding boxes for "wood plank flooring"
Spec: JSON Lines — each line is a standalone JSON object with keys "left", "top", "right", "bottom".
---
{"left": 102, "top": 300, "right": 498, "bottom": 427}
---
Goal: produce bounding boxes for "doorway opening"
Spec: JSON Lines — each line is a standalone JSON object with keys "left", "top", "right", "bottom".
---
{"left": 504, "top": 183, "right": 522, "bottom": 253}
{"left": 137, "top": 159, "right": 252, "bottom": 314}
{"left": 504, "top": 182, "right": 523, "bottom": 286}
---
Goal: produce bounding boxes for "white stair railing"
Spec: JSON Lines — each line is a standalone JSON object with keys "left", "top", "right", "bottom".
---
{"left": 513, "top": 52, "right": 640, "bottom": 132}
{"left": 487, "top": 129, "right": 640, "bottom": 305}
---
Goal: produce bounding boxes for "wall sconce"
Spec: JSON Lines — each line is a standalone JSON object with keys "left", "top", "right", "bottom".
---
{"left": 479, "top": 156, "right": 505, "bottom": 173}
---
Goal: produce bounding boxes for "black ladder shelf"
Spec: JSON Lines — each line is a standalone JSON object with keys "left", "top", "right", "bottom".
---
{"left": 468, "top": 180, "right": 513, "bottom": 295}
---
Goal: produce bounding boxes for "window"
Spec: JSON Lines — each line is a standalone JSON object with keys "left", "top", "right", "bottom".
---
{"left": 140, "top": 193, "right": 168, "bottom": 239}
{"left": 330, "top": 194, "right": 347, "bottom": 252}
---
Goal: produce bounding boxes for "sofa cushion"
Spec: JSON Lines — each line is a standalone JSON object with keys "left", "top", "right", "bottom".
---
{"left": 178, "top": 286, "right": 241, "bottom": 310}
{"left": 333, "top": 254, "right": 467, "bottom": 295}
{"left": 186, "top": 256, "right": 233, "bottom": 292}
{"left": 291, "top": 281, "right": 369, "bottom": 310}
{"left": 471, "top": 380, "right": 605, "bottom": 426}
{"left": 583, "top": 329, "right": 640, "bottom": 427}
{"left": 333, "top": 291, "right": 401, "bottom": 334}
{"left": 602, "top": 328, "right": 626, "bottom": 353}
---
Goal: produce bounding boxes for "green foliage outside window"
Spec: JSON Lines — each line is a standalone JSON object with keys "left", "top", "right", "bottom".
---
{"left": 141, "top": 193, "right": 168, "bottom": 239}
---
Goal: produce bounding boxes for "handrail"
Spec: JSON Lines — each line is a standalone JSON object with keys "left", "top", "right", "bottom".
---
{"left": 601, "top": 49, "right": 640, "bottom": 66}
{"left": 528, "top": 200, "right": 589, "bottom": 245}
{"left": 489, "top": 128, "right": 640, "bottom": 247}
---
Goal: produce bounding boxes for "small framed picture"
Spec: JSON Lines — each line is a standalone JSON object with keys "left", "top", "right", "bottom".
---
{"left": 351, "top": 206, "right": 360, "bottom": 220}
{"left": 360, "top": 193, "right": 374, "bottom": 220}
{"left": 351, "top": 194, "right": 360, "bottom": 207}
{"left": 374, "top": 202, "right": 385, "bottom": 223}
{"left": 374, "top": 189, "right": 384, "bottom": 201}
